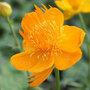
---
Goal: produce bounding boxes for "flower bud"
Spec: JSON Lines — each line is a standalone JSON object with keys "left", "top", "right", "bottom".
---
{"left": 0, "top": 2, "right": 12, "bottom": 17}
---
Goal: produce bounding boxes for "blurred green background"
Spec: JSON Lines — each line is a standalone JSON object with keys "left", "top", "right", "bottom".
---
{"left": 0, "top": 0, "right": 90, "bottom": 90}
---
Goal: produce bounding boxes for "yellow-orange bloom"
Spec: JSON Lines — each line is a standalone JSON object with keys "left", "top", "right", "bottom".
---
{"left": 10, "top": 5, "right": 85, "bottom": 87}
{"left": 0, "top": 2, "right": 12, "bottom": 17}
{"left": 55, "top": 0, "right": 90, "bottom": 20}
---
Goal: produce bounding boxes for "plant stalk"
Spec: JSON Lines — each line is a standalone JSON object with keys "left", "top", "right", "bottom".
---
{"left": 6, "top": 16, "right": 30, "bottom": 90}
{"left": 78, "top": 13, "right": 90, "bottom": 87}
{"left": 54, "top": 68, "right": 60, "bottom": 90}
{"left": 6, "top": 17, "right": 21, "bottom": 52}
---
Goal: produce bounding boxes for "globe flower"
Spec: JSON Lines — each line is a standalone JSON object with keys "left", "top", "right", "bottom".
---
{"left": 11, "top": 5, "right": 85, "bottom": 87}
{"left": 0, "top": 2, "right": 12, "bottom": 17}
{"left": 55, "top": 0, "right": 90, "bottom": 20}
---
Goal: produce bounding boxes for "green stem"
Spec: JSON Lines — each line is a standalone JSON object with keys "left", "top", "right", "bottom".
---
{"left": 6, "top": 17, "right": 29, "bottom": 90}
{"left": 6, "top": 17, "right": 21, "bottom": 52}
{"left": 54, "top": 68, "right": 60, "bottom": 90}
{"left": 78, "top": 13, "right": 90, "bottom": 86}
{"left": 6, "top": 17, "right": 29, "bottom": 75}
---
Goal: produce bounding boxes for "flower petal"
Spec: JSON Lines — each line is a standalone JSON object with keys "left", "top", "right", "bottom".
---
{"left": 64, "top": 11, "right": 74, "bottom": 20}
{"left": 57, "top": 25, "right": 85, "bottom": 52}
{"left": 54, "top": 48, "right": 82, "bottom": 70}
{"left": 67, "top": 0, "right": 83, "bottom": 10}
{"left": 11, "top": 50, "right": 54, "bottom": 72}
{"left": 81, "top": 0, "right": 90, "bottom": 13}
{"left": 29, "top": 50, "right": 54, "bottom": 72}
{"left": 23, "top": 40, "right": 35, "bottom": 51}
{"left": 11, "top": 52, "right": 37, "bottom": 71}
{"left": 20, "top": 5, "right": 64, "bottom": 50}
{"left": 44, "top": 6, "right": 64, "bottom": 29}
{"left": 28, "top": 66, "right": 54, "bottom": 87}
{"left": 55, "top": 0, "right": 72, "bottom": 11}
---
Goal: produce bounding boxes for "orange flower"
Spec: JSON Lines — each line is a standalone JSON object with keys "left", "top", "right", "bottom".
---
{"left": 55, "top": 0, "right": 90, "bottom": 20}
{"left": 11, "top": 5, "right": 85, "bottom": 87}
